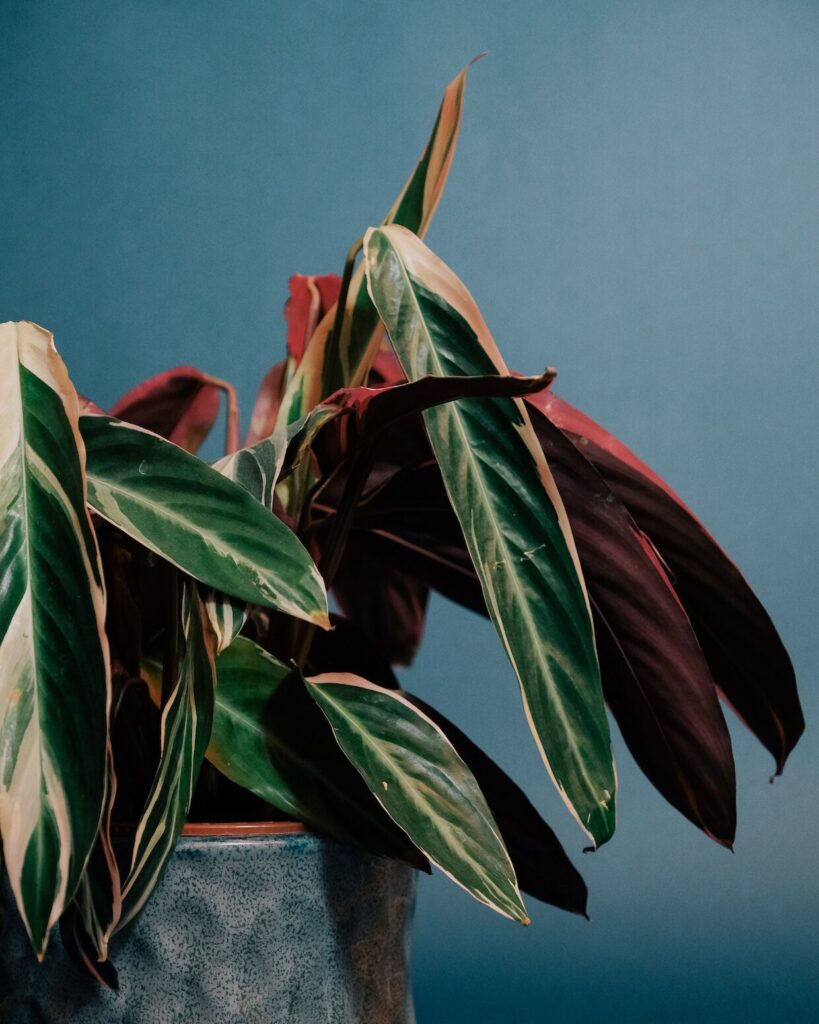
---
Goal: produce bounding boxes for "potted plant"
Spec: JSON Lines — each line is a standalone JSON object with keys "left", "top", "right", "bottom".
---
{"left": 0, "top": 61, "right": 803, "bottom": 1023}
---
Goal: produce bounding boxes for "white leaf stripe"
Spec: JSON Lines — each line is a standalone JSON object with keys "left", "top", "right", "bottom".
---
{"left": 204, "top": 589, "right": 246, "bottom": 654}
{"left": 363, "top": 229, "right": 616, "bottom": 846}
{"left": 307, "top": 672, "right": 528, "bottom": 923}
{"left": 0, "top": 321, "right": 110, "bottom": 957}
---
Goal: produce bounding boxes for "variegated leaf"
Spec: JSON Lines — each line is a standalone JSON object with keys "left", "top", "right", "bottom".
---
{"left": 363, "top": 226, "right": 615, "bottom": 847}
{"left": 69, "top": 740, "right": 121, "bottom": 961}
{"left": 307, "top": 672, "right": 528, "bottom": 923}
{"left": 203, "top": 589, "right": 247, "bottom": 655}
{"left": 207, "top": 637, "right": 425, "bottom": 867}
{"left": 116, "top": 583, "right": 216, "bottom": 934}
{"left": 213, "top": 429, "right": 289, "bottom": 511}
{"left": 208, "top": 413, "right": 336, "bottom": 650}
{"left": 80, "top": 415, "right": 329, "bottom": 628}
{"left": 0, "top": 321, "right": 110, "bottom": 956}
{"left": 408, "top": 695, "right": 589, "bottom": 917}
{"left": 277, "top": 60, "right": 476, "bottom": 425}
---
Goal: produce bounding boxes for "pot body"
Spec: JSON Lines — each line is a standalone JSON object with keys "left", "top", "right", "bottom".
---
{"left": 0, "top": 830, "right": 416, "bottom": 1024}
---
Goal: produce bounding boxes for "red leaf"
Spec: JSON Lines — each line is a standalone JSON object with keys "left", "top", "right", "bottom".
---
{"left": 244, "top": 275, "right": 341, "bottom": 446}
{"left": 529, "top": 406, "right": 737, "bottom": 845}
{"left": 245, "top": 359, "right": 287, "bottom": 447}
{"left": 110, "top": 367, "right": 222, "bottom": 454}
{"left": 312, "top": 368, "right": 556, "bottom": 470}
{"left": 369, "top": 344, "right": 405, "bottom": 387}
{"left": 532, "top": 392, "right": 804, "bottom": 775}
{"left": 285, "top": 274, "right": 342, "bottom": 364}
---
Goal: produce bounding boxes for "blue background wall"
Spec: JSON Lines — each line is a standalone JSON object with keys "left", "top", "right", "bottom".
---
{"left": 2, "top": 2, "right": 817, "bottom": 1020}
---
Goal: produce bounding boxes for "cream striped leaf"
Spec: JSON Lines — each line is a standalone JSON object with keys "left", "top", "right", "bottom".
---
{"left": 70, "top": 740, "right": 121, "bottom": 961}
{"left": 363, "top": 226, "right": 616, "bottom": 847}
{"left": 203, "top": 589, "right": 246, "bottom": 655}
{"left": 206, "top": 412, "right": 333, "bottom": 650}
{"left": 206, "top": 637, "right": 425, "bottom": 866}
{"left": 115, "top": 583, "right": 216, "bottom": 934}
{"left": 277, "top": 60, "right": 476, "bottom": 425}
{"left": 213, "top": 430, "right": 287, "bottom": 510}
{"left": 80, "top": 415, "right": 329, "bottom": 629}
{"left": 0, "top": 321, "right": 110, "bottom": 957}
{"left": 307, "top": 672, "right": 527, "bottom": 923}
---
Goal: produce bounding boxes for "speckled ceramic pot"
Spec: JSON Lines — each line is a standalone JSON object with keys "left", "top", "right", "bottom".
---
{"left": 0, "top": 824, "right": 416, "bottom": 1024}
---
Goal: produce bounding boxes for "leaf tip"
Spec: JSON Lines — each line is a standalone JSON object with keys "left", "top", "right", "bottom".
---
{"left": 311, "top": 610, "right": 332, "bottom": 631}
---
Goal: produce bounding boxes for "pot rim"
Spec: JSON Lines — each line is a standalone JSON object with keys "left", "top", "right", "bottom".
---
{"left": 180, "top": 821, "right": 309, "bottom": 837}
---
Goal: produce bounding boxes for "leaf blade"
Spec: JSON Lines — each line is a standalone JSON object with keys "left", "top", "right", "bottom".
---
{"left": 80, "top": 415, "right": 328, "bottom": 628}
{"left": 277, "top": 60, "right": 476, "bottom": 423}
{"left": 534, "top": 390, "right": 804, "bottom": 774}
{"left": 110, "top": 366, "right": 222, "bottom": 454}
{"left": 363, "top": 226, "right": 615, "bottom": 847}
{"left": 0, "top": 321, "right": 110, "bottom": 956}
{"left": 307, "top": 672, "right": 528, "bottom": 923}
{"left": 407, "top": 695, "right": 588, "bottom": 917}
{"left": 207, "top": 638, "right": 425, "bottom": 867}
{"left": 529, "top": 406, "right": 737, "bottom": 845}
{"left": 117, "top": 583, "right": 216, "bottom": 933}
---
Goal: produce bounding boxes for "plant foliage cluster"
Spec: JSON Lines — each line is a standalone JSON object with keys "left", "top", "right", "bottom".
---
{"left": 0, "top": 62, "right": 802, "bottom": 985}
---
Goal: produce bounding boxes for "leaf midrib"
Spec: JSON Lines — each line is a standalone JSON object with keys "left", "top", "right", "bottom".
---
{"left": 384, "top": 243, "right": 603, "bottom": 825}
{"left": 316, "top": 685, "right": 519, "bottom": 914}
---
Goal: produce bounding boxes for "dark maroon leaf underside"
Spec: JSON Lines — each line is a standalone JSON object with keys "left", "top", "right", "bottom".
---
{"left": 534, "top": 392, "right": 803, "bottom": 774}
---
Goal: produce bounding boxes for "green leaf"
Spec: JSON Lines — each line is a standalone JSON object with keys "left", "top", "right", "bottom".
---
{"left": 80, "top": 415, "right": 329, "bottom": 628}
{"left": 363, "top": 226, "right": 616, "bottom": 847}
{"left": 207, "top": 638, "right": 425, "bottom": 868}
{"left": 0, "top": 321, "right": 110, "bottom": 957}
{"left": 203, "top": 588, "right": 247, "bottom": 654}
{"left": 277, "top": 59, "right": 477, "bottom": 424}
{"left": 116, "top": 583, "right": 216, "bottom": 934}
{"left": 207, "top": 413, "right": 334, "bottom": 648}
{"left": 213, "top": 405, "right": 336, "bottom": 507}
{"left": 307, "top": 672, "right": 528, "bottom": 923}
{"left": 212, "top": 430, "right": 288, "bottom": 511}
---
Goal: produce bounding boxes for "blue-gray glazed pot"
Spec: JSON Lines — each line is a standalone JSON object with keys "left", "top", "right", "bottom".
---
{"left": 0, "top": 824, "right": 416, "bottom": 1024}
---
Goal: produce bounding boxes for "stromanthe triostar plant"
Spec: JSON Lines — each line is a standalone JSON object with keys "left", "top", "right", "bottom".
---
{"left": 0, "top": 60, "right": 803, "bottom": 987}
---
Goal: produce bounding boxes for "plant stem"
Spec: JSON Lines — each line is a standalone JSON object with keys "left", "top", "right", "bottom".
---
{"left": 204, "top": 375, "right": 240, "bottom": 455}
